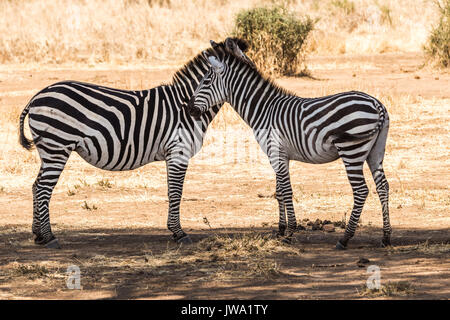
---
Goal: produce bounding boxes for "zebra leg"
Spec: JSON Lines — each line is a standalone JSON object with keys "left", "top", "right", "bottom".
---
{"left": 270, "top": 155, "right": 296, "bottom": 244}
{"left": 336, "top": 161, "right": 369, "bottom": 250}
{"left": 166, "top": 159, "right": 192, "bottom": 244}
{"left": 32, "top": 168, "right": 43, "bottom": 241}
{"left": 33, "top": 153, "right": 71, "bottom": 249}
{"left": 370, "top": 167, "right": 391, "bottom": 247}
{"left": 275, "top": 179, "right": 287, "bottom": 237}
{"left": 367, "top": 125, "right": 391, "bottom": 247}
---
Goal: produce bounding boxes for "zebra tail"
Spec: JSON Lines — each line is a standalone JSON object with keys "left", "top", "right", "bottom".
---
{"left": 19, "top": 101, "right": 34, "bottom": 150}
{"left": 335, "top": 100, "right": 386, "bottom": 143}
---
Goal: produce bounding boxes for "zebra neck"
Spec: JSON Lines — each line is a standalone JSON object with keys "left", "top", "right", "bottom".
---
{"left": 170, "top": 69, "right": 221, "bottom": 126}
{"left": 152, "top": 82, "right": 193, "bottom": 111}
{"left": 172, "top": 82, "right": 193, "bottom": 107}
{"left": 229, "top": 69, "right": 290, "bottom": 130}
{"left": 171, "top": 58, "right": 210, "bottom": 104}
{"left": 150, "top": 83, "right": 219, "bottom": 130}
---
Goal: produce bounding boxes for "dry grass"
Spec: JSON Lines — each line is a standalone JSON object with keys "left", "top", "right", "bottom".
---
{"left": 0, "top": 0, "right": 237, "bottom": 66}
{"left": 424, "top": 0, "right": 450, "bottom": 67}
{"left": 97, "top": 179, "right": 113, "bottom": 189}
{"left": 10, "top": 263, "right": 49, "bottom": 279}
{"left": 197, "top": 232, "right": 300, "bottom": 258}
{"left": 57, "top": 233, "right": 294, "bottom": 282}
{"left": 81, "top": 201, "right": 98, "bottom": 211}
{"left": 359, "top": 281, "right": 416, "bottom": 297}
{"left": 143, "top": 233, "right": 295, "bottom": 279}
{"left": 389, "top": 240, "right": 450, "bottom": 255}
{"left": 0, "top": 0, "right": 442, "bottom": 66}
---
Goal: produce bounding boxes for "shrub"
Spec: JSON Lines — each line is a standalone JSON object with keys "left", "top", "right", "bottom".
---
{"left": 425, "top": 0, "right": 450, "bottom": 67}
{"left": 233, "top": 6, "right": 314, "bottom": 76}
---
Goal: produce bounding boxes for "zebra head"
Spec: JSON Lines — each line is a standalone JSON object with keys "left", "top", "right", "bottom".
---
{"left": 187, "top": 38, "right": 254, "bottom": 119}
{"left": 187, "top": 54, "right": 227, "bottom": 119}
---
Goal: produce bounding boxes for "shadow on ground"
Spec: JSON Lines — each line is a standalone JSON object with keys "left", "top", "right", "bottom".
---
{"left": 0, "top": 226, "right": 449, "bottom": 299}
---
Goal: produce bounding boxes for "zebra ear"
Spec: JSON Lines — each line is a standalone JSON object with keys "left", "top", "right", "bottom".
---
{"left": 225, "top": 37, "right": 255, "bottom": 69}
{"left": 210, "top": 40, "right": 219, "bottom": 48}
{"left": 225, "top": 37, "right": 249, "bottom": 53}
{"left": 235, "top": 38, "right": 249, "bottom": 52}
{"left": 224, "top": 37, "right": 233, "bottom": 47}
{"left": 207, "top": 55, "right": 224, "bottom": 73}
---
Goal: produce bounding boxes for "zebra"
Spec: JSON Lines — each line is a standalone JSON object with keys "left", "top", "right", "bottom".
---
{"left": 18, "top": 38, "right": 253, "bottom": 249}
{"left": 187, "top": 38, "right": 392, "bottom": 249}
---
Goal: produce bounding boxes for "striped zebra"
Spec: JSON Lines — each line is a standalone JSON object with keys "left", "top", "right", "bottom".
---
{"left": 18, "top": 38, "right": 253, "bottom": 249}
{"left": 187, "top": 38, "right": 391, "bottom": 249}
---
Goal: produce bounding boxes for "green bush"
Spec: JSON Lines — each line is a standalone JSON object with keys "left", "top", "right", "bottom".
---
{"left": 233, "top": 6, "right": 314, "bottom": 76}
{"left": 425, "top": 0, "right": 450, "bottom": 67}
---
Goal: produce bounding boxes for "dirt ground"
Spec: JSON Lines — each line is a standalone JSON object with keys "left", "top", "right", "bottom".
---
{"left": 0, "top": 53, "right": 449, "bottom": 299}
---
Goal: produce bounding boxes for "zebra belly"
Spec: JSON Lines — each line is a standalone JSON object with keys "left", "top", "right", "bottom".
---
{"left": 288, "top": 140, "right": 340, "bottom": 164}
{"left": 75, "top": 140, "right": 167, "bottom": 171}
{"left": 74, "top": 139, "right": 124, "bottom": 170}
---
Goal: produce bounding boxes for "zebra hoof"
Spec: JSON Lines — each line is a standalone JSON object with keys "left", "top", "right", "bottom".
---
{"left": 45, "top": 238, "right": 61, "bottom": 249}
{"left": 281, "top": 237, "right": 292, "bottom": 244}
{"left": 33, "top": 234, "right": 46, "bottom": 245}
{"left": 381, "top": 238, "right": 392, "bottom": 248}
{"left": 272, "top": 230, "right": 285, "bottom": 238}
{"left": 177, "top": 235, "right": 193, "bottom": 245}
{"left": 335, "top": 240, "right": 347, "bottom": 250}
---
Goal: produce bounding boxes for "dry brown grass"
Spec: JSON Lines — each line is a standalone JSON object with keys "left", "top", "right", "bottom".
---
{"left": 140, "top": 233, "right": 296, "bottom": 279}
{"left": 58, "top": 233, "right": 295, "bottom": 282}
{"left": 389, "top": 240, "right": 450, "bottom": 255}
{"left": 11, "top": 263, "right": 50, "bottom": 279}
{"left": 359, "top": 280, "right": 416, "bottom": 297}
{"left": 0, "top": 0, "right": 442, "bottom": 66}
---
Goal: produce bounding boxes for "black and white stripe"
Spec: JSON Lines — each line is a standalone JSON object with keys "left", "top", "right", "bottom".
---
{"left": 19, "top": 40, "right": 248, "bottom": 248}
{"left": 188, "top": 38, "right": 391, "bottom": 249}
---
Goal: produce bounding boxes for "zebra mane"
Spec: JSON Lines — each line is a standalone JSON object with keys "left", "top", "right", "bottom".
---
{"left": 217, "top": 43, "right": 296, "bottom": 98}
{"left": 170, "top": 38, "right": 252, "bottom": 87}
{"left": 243, "top": 64, "right": 295, "bottom": 98}
{"left": 169, "top": 38, "right": 295, "bottom": 99}
{"left": 170, "top": 43, "right": 227, "bottom": 87}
